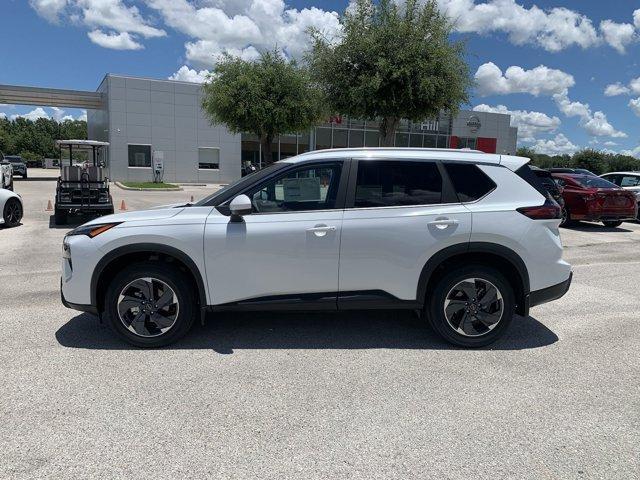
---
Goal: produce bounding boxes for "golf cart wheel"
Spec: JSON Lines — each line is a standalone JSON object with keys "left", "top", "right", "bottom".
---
{"left": 560, "top": 207, "right": 573, "bottom": 227}
{"left": 603, "top": 220, "right": 622, "bottom": 228}
{"left": 3, "top": 197, "right": 23, "bottom": 227}
{"left": 54, "top": 207, "right": 67, "bottom": 225}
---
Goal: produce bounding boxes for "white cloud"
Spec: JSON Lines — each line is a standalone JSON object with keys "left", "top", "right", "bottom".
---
{"left": 474, "top": 62, "right": 574, "bottom": 97}
{"left": 10, "top": 107, "right": 50, "bottom": 121}
{"left": 87, "top": 30, "right": 143, "bottom": 50}
{"left": 603, "top": 141, "right": 617, "bottom": 147}
{"left": 29, "top": 0, "right": 68, "bottom": 22}
{"left": 552, "top": 93, "right": 626, "bottom": 138}
{"left": 634, "top": 9, "right": 640, "bottom": 29}
{"left": 473, "top": 104, "right": 561, "bottom": 142}
{"left": 620, "top": 145, "right": 640, "bottom": 159}
{"left": 169, "top": 66, "right": 211, "bottom": 83}
{"left": 603, "top": 76, "right": 640, "bottom": 97}
{"left": 79, "top": 0, "right": 165, "bottom": 39}
{"left": 630, "top": 98, "right": 640, "bottom": 117}
{"left": 0, "top": 112, "right": 6, "bottom": 120}
{"left": 437, "top": 0, "right": 600, "bottom": 52}
{"left": 599, "top": 20, "right": 636, "bottom": 54}
{"left": 146, "top": 0, "right": 341, "bottom": 68}
{"left": 604, "top": 82, "right": 630, "bottom": 96}
{"left": 30, "top": 0, "right": 165, "bottom": 50}
{"left": 532, "top": 133, "right": 578, "bottom": 155}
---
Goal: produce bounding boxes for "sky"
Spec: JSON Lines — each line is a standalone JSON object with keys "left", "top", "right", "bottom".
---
{"left": 1, "top": 0, "right": 639, "bottom": 158}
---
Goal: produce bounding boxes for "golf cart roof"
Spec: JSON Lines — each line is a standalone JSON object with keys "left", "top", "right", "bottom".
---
{"left": 56, "top": 140, "right": 109, "bottom": 147}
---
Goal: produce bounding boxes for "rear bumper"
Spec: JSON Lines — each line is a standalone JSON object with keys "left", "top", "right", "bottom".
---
{"left": 530, "top": 272, "right": 572, "bottom": 308}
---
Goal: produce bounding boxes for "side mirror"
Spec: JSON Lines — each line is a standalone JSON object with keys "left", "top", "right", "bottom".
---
{"left": 229, "top": 194, "right": 252, "bottom": 222}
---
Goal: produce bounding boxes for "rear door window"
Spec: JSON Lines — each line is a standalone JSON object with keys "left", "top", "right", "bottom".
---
{"left": 620, "top": 175, "right": 640, "bottom": 187}
{"left": 354, "top": 160, "right": 442, "bottom": 207}
{"left": 444, "top": 163, "right": 496, "bottom": 202}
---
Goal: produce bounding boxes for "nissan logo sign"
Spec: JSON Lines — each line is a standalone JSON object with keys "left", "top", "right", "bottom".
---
{"left": 467, "top": 115, "right": 481, "bottom": 133}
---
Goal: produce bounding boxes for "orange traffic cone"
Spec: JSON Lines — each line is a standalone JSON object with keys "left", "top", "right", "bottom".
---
{"left": 46, "top": 200, "right": 53, "bottom": 211}
{"left": 119, "top": 200, "right": 127, "bottom": 211}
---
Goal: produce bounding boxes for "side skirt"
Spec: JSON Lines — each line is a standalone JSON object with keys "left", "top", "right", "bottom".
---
{"left": 208, "top": 290, "right": 422, "bottom": 312}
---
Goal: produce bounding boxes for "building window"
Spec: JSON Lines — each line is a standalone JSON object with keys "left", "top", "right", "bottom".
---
{"left": 198, "top": 147, "right": 220, "bottom": 169}
{"left": 128, "top": 144, "right": 151, "bottom": 167}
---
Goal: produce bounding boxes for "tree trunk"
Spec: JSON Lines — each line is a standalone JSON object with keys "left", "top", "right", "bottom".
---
{"left": 380, "top": 116, "right": 400, "bottom": 147}
{"left": 261, "top": 134, "right": 274, "bottom": 165}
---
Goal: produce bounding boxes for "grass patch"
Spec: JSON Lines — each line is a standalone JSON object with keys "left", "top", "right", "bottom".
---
{"left": 121, "top": 182, "right": 179, "bottom": 189}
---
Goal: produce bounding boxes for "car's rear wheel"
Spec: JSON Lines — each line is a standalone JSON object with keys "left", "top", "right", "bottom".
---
{"left": 3, "top": 198, "right": 23, "bottom": 227}
{"left": 603, "top": 220, "right": 622, "bottom": 228}
{"left": 560, "top": 207, "right": 573, "bottom": 227}
{"left": 426, "top": 265, "right": 514, "bottom": 348}
{"left": 103, "top": 262, "right": 196, "bottom": 348}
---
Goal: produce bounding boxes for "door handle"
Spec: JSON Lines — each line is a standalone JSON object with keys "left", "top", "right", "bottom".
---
{"left": 306, "top": 225, "right": 337, "bottom": 237}
{"left": 428, "top": 218, "right": 459, "bottom": 229}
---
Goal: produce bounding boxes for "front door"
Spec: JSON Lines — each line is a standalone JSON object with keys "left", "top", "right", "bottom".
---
{"left": 204, "top": 161, "right": 347, "bottom": 306}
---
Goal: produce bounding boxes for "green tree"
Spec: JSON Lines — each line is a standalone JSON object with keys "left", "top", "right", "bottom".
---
{"left": 201, "top": 50, "right": 325, "bottom": 165}
{"left": 571, "top": 149, "right": 608, "bottom": 175}
{"left": 308, "top": 0, "right": 472, "bottom": 146}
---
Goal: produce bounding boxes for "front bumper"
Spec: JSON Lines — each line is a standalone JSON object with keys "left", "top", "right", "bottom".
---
{"left": 60, "top": 278, "right": 98, "bottom": 315}
{"left": 529, "top": 272, "right": 573, "bottom": 308}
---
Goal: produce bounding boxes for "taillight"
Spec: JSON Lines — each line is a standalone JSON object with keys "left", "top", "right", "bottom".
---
{"left": 517, "top": 198, "right": 562, "bottom": 220}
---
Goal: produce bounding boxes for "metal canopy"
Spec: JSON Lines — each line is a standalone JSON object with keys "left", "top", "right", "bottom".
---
{"left": 0, "top": 84, "right": 104, "bottom": 110}
{"left": 56, "top": 140, "right": 109, "bottom": 147}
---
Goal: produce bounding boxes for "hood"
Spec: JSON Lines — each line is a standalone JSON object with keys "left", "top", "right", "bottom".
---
{"left": 150, "top": 202, "right": 192, "bottom": 209}
{"left": 83, "top": 207, "right": 184, "bottom": 226}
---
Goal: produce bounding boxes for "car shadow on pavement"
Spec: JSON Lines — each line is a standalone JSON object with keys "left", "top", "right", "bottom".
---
{"left": 56, "top": 310, "right": 558, "bottom": 353}
{"left": 48, "top": 214, "right": 98, "bottom": 229}
{"left": 563, "top": 222, "right": 634, "bottom": 233}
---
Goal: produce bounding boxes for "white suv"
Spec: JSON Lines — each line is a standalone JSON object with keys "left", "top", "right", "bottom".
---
{"left": 61, "top": 148, "right": 572, "bottom": 348}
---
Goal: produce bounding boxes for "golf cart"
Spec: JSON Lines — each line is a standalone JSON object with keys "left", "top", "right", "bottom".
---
{"left": 54, "top": 140, "right": 114, "bottom": 225}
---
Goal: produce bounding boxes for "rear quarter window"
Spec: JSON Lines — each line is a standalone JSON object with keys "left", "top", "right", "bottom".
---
{"left": 514, "top": 164, "right": 549, "bottom": 196}
{"left": 444, "top": 163, "right": 496, "bottom": 202}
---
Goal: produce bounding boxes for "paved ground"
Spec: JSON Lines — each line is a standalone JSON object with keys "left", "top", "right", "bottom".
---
{"left": 1, "top": 177, "right": 639, "bottom": 479}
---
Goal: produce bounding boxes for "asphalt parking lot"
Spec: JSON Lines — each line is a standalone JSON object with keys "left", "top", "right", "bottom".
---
{"left": 1, "top": 173, "right": 639, "bottom": 479}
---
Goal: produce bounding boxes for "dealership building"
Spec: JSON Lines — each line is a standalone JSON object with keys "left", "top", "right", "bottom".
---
{"left": 1, "top": 74, "right": 518, "bottom": 184}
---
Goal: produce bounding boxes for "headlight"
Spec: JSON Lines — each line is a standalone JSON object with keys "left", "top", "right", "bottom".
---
{"left": 66, "top": 222, "right": 121, "bottom": 238}
{"left": 62, "top": 238, "right": 71, "bottom": 259}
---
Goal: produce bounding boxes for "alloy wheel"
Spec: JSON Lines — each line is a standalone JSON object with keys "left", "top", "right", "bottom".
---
{"left": 117, "top": 277, "right": 180, "bottom": 337}
{"left": 5, "top": 200, "right": 22, "bottom": 225}
{"left": 443, "top": 278, "right": 504, "bottom": 337}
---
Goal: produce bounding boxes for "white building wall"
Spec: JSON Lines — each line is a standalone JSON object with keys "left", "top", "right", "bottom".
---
{"left": 104, "top": 74, "right": 240, "bottom": 184}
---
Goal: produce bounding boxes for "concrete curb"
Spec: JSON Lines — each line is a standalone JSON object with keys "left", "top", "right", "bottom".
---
{"left": 114, "top": 181, "right": 183, "bottom": 191}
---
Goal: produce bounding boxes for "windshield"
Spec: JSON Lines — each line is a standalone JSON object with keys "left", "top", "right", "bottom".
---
{"left": 195, "top": 163, "right": 287, "bottom": 206}
{"left": 6, "top": 157, "right": 22, "bottom": 163}
{"left": 573, "top": 175, "right": 619, "bottom": 189}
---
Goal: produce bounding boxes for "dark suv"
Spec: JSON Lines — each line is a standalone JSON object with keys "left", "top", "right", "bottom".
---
{"left": 4, "top": 156, "right": 27, "bottom": 178}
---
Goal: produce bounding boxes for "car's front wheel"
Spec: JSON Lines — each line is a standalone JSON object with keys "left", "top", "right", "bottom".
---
{"left": 103, "top": 262, "right": 197, "bottom": 347}
{"left": 426, "top": 265, "right": 515, "bottom": 348}
{"left": 3, "top": 198, "right": 23, "bottom": 227}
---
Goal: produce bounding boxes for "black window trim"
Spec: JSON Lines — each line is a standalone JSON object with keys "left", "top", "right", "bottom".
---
{"left": 442, "top": 161, "right": 498, "bottom": 204}
{"left": 216, "top": 159, "right": 350, "bottom": 215}
{"left": 127, "top": 143, "right": 152, "bottom": 168}
{"left": 345, "top": 158, "right": 459, "bottom": 210}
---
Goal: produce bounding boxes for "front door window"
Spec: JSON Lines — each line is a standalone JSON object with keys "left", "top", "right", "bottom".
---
{"left": 249, "top": 163, "right": 342, "bottom": 213}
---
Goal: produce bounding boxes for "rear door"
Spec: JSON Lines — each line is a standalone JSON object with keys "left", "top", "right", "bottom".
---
{"left": 338, "top": 159, "right": 472, "bottom": 305}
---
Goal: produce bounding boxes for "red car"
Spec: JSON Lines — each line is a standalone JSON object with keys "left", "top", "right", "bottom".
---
{"left": 551, "top": 173, "right": 638, "bottom": 227}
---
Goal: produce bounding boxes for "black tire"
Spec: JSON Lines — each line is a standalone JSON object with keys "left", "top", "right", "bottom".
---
{"left": 23, "top": 173, "right": 27, "bottom": 179}
{"left": 426, "top": 265, "right": 515, "bottom": 348}
{"left": 603, "top": 220, "right": 622, "bottom": 228}
{"left": 54, "top": 207, "right": 67, "bottom": 225}
{"left": 560, "top": 207, "right": 574, "bottom": 227}
{"left": 103, "top": 262, "right": 197, "bottom": 348}
{"left": 3, "top": 197, "right": 23, "bottom": 227}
